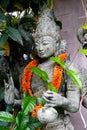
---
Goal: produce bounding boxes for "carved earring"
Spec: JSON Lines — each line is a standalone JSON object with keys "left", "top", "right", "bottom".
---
{"left": 54, "top": 41, "right": 60, "bottom": 56}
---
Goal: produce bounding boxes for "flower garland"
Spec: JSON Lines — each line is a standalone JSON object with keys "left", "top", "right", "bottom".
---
{"left": 22, "top": 53, "right": 68, "bottom": 117}
{"left": 22, "top": 59, "right": 39, "bottom": 96}
{"left": 31, "top": 104, "right": 43, "bottom": 117}
{"left": 52, "top": 53, "right": 68, "bottom": 90}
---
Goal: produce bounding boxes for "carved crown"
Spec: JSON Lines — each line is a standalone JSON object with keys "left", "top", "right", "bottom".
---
{"left": 33, "top": 8, "right": 60, "bottom": 41}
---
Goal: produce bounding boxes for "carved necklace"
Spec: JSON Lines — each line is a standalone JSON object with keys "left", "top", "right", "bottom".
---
{"left": 22, "top": 53, "right": 68, "bottom": 117}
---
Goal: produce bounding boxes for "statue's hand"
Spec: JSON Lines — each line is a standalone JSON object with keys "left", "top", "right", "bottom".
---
{"left": 43, "top": 90, "right": 69, "bottom": 107}
{"left": 4, "top": 75, "right": 22, "bottom": 106}
{"left": 4, "top": 78, "right": 14, "bottom": 105}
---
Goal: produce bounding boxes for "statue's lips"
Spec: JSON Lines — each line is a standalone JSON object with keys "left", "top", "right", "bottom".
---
{"left": 39, "top": 51, "right": 44, "bottom": 55}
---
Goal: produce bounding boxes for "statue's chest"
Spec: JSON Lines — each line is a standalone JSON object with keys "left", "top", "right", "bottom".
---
{"left": 31, "top": 62, "right": 54, "bottom": 95}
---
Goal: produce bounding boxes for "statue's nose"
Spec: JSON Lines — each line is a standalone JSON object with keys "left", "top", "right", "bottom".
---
{"left": 39, "top": 44, "right": 44, "bottom": 51}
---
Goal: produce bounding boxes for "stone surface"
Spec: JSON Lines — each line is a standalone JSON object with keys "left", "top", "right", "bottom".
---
{"left": 54, "top": 0, "right": 87, "bottom": 129}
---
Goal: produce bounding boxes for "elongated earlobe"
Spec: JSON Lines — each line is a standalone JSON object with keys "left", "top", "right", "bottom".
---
{"left": 54, "top": 41, "right": 60, "bottom": 56}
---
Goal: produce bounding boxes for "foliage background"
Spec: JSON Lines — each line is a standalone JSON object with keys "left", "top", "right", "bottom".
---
{"left": 0, "top": 0, "right": 48, "bottom": 104}
{"left": 0, "top": 0, "right": 57, "bottom": 130}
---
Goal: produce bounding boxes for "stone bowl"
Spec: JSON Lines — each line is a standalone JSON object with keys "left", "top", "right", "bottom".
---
{"left": 37, "top": 107, "right": 58, "bottom": 123}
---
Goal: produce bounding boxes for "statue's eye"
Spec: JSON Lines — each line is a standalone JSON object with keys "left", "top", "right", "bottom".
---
{"left": 35, "top": 43, "right": 39, "bottom": 46}
{"left": 43, "top": 43, "right": 48, "bottom": 45}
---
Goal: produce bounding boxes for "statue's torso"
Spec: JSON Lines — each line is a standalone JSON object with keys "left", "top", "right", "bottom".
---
{"left": 31, "top": 60, "right": 66, "bottom": 97}
{"left": 31, "top": 61, "right": 55, "bottom": 96}
{"left": 30, "top": 60, "right": 75, "bottom": 130}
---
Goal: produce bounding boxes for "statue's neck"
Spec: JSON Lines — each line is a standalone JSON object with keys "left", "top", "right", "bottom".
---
{"left": 38, "top": 58, "right": 54, "bottom": 68}
{"left": 39, "top": 57, "right": 53, "bottom": 64}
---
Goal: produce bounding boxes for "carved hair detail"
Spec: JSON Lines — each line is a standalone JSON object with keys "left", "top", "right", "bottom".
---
{"left": 33, "top": 8, "right": 61, "bottom": 41}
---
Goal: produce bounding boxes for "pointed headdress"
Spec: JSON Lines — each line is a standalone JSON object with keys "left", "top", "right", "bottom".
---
{"left": 33, "top": 8, "right": 60, "bottom": 41}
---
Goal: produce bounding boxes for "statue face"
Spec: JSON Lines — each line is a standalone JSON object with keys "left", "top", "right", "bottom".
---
{"left": 35, "top": 36, "right": 56, "bottom": 58}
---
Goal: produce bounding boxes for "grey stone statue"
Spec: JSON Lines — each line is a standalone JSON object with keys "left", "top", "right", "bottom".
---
{"left": 77, "top": 26, "right": 87, "bottom": 49}
{"left": 30, "top": 8, "right": 80, "bottom": 130}
{"left": 4, "top": 8, "right": 82, "bottom": 130}
{"left": 77, "top": 27, "right": 87, "bottom": 108}
{"left": 4, "top": 75, "right": 22, "bottom": 106}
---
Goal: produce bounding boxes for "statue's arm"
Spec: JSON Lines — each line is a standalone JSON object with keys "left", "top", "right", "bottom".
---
{"left": 80, "top": 69, "right": 87, "bottom": 108}
{"left": 43, "top": 63, "right": 81, "bottom": 113}
{"left": 43, "top": 79, "right": 80, "bottom": 113}
{"left": 63, "top": 78, "right": 80, "bottom": 112}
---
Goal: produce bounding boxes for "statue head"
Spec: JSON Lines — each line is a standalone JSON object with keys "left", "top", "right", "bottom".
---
{"left": 33, "top": 8, "right": 67, "bottom": 59}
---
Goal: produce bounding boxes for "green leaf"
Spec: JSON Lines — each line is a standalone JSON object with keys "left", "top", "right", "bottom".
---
{"left": 82, "top": 22, "right": 87, "bottom": 29}
{"left": 79, "top": 49, "right": 87, "bottom": 56}
{"left": 20, "top": 16, "right": 36, "bottom": 29}
{"left": 0, "top": 0, "right": 9, "bottom": 9}
{"left": 66, "top": 69, "right": 83, "bottom": 90}
{"left": 16, "top": 111, "right": 29, "bottom": 130}
{"left": 47, "top": 0, "right": 54, "bottom": 10}
{"left": 0, "top": 111, "right": 15, "bottom": 122}
{"left": 28, "top": 116, "right": 44, "bottom": 130}
{"left": 5, "top": 26, "right": 23, "bottom": 45}
{"left": 0, "top": 33, "right": 8, "bottom": 47}
{"left": 0, "top": 48, "right": 6, "bottom": 56}
{"left": 0, "top": 11, "right": 6, "bottom": 20}
{"left": 47, "top": 83, "right": 58, "bottom": 93}
{"left": 50, "top": 56, "right": 66, "bottom": 68}
{"left": 0, "top": 87, "right": 4, "bottom": 101}
{"left": 25, "top": 128, "right": 30, "bottom": 130}
{"left": 30, "top": 67, "right": 49, "bottom": 82}
{"left": 22, "top": 93, "right": 36, "bottom": 115}
{"left": 0, "top": 125, "right": 9, "bottom": 130}
{"left": 0, "top": 20, "right": 7, "bottom": 31}
{"left": 37, "top": 97, "right": 46, "bottom": 105}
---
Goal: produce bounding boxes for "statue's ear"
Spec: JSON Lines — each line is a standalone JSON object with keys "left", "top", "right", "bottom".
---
{"left": 55, "top": 39, "right": 67, "bottom": 56}
{"left": 54, "top": 40, "right": 61, "bottom": 56}
{"left": 56, "top": 40, "right": 59, "bottom": 47}
{"left": 9, "top": 77, "right": 14, "bottom": 87}
{"left": 4, "top": 80, "right": 9, "bottom": 89}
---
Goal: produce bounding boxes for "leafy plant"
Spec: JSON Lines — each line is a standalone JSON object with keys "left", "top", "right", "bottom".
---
{"left": 22, "top": 92, "right": 36, "bottom": 115}
{"left": 0, "top": 92, "right": 43, "bottom": 130}
{"left": 0, "top": 112, "right": 15, "bottom": 123}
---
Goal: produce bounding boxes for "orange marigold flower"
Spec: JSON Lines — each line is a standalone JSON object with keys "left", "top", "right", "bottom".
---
{"left": 58, "top": 53, "right": 68, "bottom": 61}
{"left": 52, "top": 53, "right": 68, "bottom": 91}
{"left": 22, "top": 59, "right": 39, "bottom": 96}
{"left": 31, "top": 104, "right": 43, "bottom": 118}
